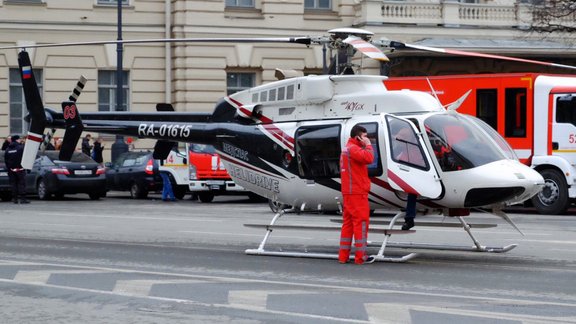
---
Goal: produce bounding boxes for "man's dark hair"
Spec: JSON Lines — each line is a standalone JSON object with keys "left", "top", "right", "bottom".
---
{"left": 350, "top": 125, "right": 367, "bottom": 138}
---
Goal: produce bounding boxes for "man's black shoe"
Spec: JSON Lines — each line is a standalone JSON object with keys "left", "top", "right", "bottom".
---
{"left": 19, "top": 199, "right": 30, "bottom": 204}
{"left": 401, "top": 219, "right": 414, "bottom": 230}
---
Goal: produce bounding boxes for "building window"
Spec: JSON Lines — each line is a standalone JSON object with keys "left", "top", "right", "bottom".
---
{"left": 97, "top": 0, "right": 129, "bottom": 5}
{"left": 225, "top": 0, "right": 255, "bottom": 8}
{"left": 98, "top": 70, "right": 129, "bottom": 112}
{"left": 9, "top": 68, "right": 42, "bottom": 136}
{"left": 304, "top": 0, "right": 331, "bottom": 10}
{"left": 227, "top": 73, "right": 255, "bottom": 95}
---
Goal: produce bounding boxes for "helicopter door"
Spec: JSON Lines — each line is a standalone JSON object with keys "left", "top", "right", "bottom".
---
{"left": 383, "top": 114, "right": 442, "bottom": 199}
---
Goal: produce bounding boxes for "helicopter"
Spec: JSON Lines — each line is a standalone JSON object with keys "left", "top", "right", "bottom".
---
{"left": 8, "top": 28, "right": 552, "bottom": 262}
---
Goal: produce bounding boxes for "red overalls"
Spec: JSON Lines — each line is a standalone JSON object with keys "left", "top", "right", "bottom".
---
{"left": 339, "top": 138, "right": 374, "bottom": 264}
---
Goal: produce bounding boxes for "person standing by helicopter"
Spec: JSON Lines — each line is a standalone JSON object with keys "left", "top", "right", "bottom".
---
{"left": 338, "top": 125, "right": 374, "bottom": 265}
{"left": 4, "top": 135, "right": 29, "bottom": 204}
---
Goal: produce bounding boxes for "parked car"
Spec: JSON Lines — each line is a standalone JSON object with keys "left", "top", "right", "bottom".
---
{"left": 105, "top": 151, "right": 162, "bottom": 199}
{"left": 27, "top": 150, "right": 107, "bottom": 200}
{"left": 0, "top": 154, "right": 12, "bottom": 201}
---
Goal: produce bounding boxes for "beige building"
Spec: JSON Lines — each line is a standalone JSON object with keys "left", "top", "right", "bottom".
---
{"left": 1, "top": 0, "right": 575, "bottom": 158}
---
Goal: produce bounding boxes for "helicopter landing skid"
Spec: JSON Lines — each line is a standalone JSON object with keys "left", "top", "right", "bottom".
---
{"left": 367, "top": 214, "right": 517, "bottom": 253}
{"left": 244, "top": 209, "right": 418, "bottom": 263}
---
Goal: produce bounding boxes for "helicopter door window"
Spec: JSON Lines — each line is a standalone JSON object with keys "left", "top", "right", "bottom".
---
{"left": 295, "top": 125, "right": 341, "bottom": 179}
{"left": 387, "top": 116, "right": 429, "bottom": 170}
{"left": 355, "top": 122, "right": 383, "bottom": 177}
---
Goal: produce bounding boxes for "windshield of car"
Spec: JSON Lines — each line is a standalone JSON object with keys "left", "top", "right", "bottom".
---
{"left": 424, "top": 114, "right": 507, "bottom": 172}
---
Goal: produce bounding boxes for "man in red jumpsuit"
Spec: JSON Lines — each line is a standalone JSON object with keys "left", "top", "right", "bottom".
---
{"left": 339, "top": 125, "right": 374, "bottom": 264}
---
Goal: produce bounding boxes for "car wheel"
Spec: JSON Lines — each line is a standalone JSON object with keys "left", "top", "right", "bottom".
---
{"left": 174, "top": 186, "right": 187, "bottom": 200}
{"left": 130, "top": 182, "right": 148, "bottom": 199}
{"left": 88, "top": 192, "right": 101, "bottom": 200}
{"left": 531, "top": 169, "right": 571, "bottom": 215}
{"left": 198, "top": 192, "right": 214, "bottom": 203}
{"left": 37, "top": 179, "right": 52, "bottom": 200}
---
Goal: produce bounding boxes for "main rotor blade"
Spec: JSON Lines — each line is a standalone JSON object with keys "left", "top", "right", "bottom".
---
{"left": 18, "top": 51, "right": 46, "bottom": 169}
{"left": 389, "top": 41, "right": 576, "bottom": 71}
{"left": 343, "top": 36, "right": 389, "bottom": 62}
{"left": 0, "top": 37, "right": 313, "bottom": 50}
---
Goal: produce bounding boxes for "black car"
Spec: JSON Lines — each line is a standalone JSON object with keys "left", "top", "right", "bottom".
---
{"left": 0, "top": 154, "right": 12, "bottom": 201}
{"left": 105, "top": 151, "right": 162, "bottom": 199}
{"left": 26, "top": 150, "right": 107, "bottom": 200}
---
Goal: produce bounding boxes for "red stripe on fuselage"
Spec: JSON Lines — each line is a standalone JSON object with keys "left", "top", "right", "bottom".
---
{"left": 387, "top": 170, "right": 419, "bottom": 196}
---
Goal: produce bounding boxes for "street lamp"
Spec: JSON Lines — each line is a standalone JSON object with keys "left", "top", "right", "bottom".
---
{"left": 111, "top": 0, "right": 128, "bottom": 162}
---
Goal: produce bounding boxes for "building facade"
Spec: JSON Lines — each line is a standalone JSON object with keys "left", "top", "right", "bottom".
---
{"left": 0, "top": 0, "right": 575, "bottom": 157}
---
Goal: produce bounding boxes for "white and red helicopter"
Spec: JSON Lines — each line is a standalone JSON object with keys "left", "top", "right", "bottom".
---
{"left": 7, "top": 28, "right": 561, "bottom": 262}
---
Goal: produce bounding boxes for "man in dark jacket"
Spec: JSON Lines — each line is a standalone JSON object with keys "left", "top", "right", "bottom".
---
{"left": 81, "top": 134, "right": 92, "bottom": 156}
{"left": 4, "top": 135, "right": 29, "bottom": 204}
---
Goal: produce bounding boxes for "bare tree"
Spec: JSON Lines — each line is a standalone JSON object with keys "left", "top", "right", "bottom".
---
{"left": 528, "top": 0, "right": 576, "bottom": 34}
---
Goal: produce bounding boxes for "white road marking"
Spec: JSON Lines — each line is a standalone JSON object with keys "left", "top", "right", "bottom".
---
{"left": 113, "top": 279, "right": 204, "bottom": 296}
{"left": 518, "top": 239, "right": 576, "bottom": 245}
{"left": 13, "top": 269, "right": 110, "bottom": 284}
{"left": 365, "top": 302, "right": 576, "bottom": 324}
{"left": 227, "top": 290, "right": 321, "bottom": 311}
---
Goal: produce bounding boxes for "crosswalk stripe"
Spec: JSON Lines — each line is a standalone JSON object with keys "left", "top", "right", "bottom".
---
{"left": 228, "top": 290, "right": 321, "bottom": 311}
{"left": 13, "top": 270, "right": 109, "bottom": 284}
{"left": 113, "top": 279, "right": 204, "bottom": 296}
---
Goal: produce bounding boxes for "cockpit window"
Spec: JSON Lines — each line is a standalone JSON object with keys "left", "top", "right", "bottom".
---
{"left": 388, "top": 116, "right": 429, "bottom": 170}
{"left": 424, "top": 114, "right": 507, "bottom": 172}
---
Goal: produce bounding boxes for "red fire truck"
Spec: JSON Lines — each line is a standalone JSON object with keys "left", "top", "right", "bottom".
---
{"left": 385, "top": 73, "right": 576, "bottom": 215}
{"left": 186, "top": 143, "right": 247, "bottom": 202}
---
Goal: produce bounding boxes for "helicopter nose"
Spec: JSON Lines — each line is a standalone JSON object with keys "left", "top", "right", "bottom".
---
{"left": 461, "top": 160, "right": 544, "bottom": 208}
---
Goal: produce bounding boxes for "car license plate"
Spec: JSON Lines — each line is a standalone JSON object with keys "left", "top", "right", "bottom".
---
{"left": 74, "top": 170, "right": 92, "bottom": 175}
{"left": 0, "top": 172, "right": 7, "bottom": 177}
{"left": 206, "top": 180, "right": 225, "bottom": 185}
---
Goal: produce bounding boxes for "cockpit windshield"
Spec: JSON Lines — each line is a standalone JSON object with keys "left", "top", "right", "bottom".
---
{"left": 424, "top": 114, "right": 507, "bottom": 172}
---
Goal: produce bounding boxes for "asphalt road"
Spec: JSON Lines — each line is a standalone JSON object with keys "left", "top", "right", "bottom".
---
{"left": 0, "top": 192, "right": 575, "bottom": 323}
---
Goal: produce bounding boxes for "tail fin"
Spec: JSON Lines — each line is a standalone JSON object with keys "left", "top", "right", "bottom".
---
{"left": 18, "top": 51, "right": 46, "bottom": 169}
